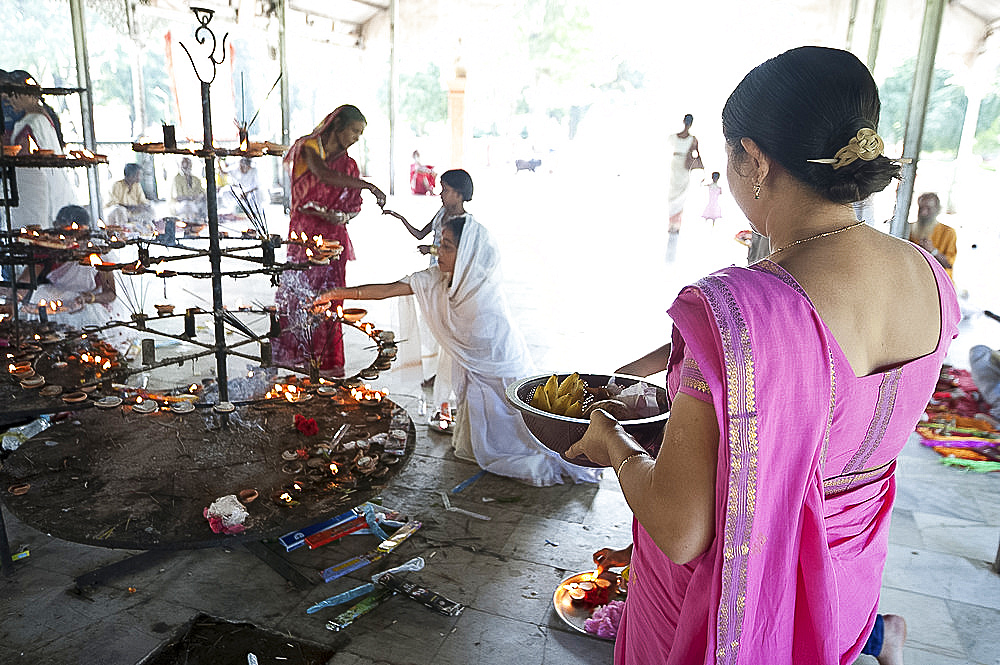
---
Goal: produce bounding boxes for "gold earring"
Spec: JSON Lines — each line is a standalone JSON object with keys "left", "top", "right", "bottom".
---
{"left": 753, "top": 182, "right": 762, "bottom": 199}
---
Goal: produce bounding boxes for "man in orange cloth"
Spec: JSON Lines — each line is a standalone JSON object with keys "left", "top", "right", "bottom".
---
{"left": 909, "top": 192, "right": 957, "bottom": 278}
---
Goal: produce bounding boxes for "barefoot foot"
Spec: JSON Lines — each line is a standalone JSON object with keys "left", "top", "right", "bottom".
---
{"left": 876, "top": 614, "right": 906, "bottom": 665}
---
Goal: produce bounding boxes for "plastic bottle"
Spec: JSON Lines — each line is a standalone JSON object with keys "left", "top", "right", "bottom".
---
{"left": 2, "top": 415, "right": 52, "bottom": 452}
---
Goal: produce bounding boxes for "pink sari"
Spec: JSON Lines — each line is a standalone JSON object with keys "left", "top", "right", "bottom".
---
{"left": 615, "top": 253, "right": 958, "bottom": 664}
{"left": 273, "top": 108, "right": 363, "bottom": 372}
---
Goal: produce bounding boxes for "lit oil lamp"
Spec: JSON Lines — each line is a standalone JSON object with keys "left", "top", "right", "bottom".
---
{"left": 131, "top": 395, "right": 158, "bottom": 414}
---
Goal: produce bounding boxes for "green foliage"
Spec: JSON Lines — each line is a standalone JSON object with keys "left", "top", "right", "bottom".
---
{"left": 400, "top": 63, "right": 447, "bottom": 136}
{"left": 879, "top": 59, "right": 967, "bottom": 155}
{"left": 377, "top": 63, "right": 447, "bottom": 137}
{"left": 513, "top": 0, "right": 643, "bottom": 140}
{"left": 973, "top": 73, "right": 1000, "bottom": 159}
{"left": 0, "top": 0, "right": 76, "bottom": 85}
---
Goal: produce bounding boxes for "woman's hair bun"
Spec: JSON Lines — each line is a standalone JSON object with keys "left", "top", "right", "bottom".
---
{"left": 722, "top": 46, "right": 900, "bottom": 204}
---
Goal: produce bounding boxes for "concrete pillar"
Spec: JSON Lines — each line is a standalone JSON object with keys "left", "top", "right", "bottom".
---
{"left": 448, "top": 65, "right": 467, "bottom": 168}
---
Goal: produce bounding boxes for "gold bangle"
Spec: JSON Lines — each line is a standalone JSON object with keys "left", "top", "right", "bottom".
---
{"left": 616, "top": 452, "right": 649, "bottom": 478}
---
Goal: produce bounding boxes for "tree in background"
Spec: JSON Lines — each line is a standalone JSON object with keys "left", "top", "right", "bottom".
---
{"left": 402, "top": 63, "right": 448, "bottom": 137}
{"left": 879, "top": 59, "right": 967, "bottom": 155}
{"left": 974, "top": 67, "right": 1000, "bottom": 160}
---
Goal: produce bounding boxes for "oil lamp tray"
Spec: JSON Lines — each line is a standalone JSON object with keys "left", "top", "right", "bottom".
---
{"left": 552, "top": 571, "right": 625, "bottom": 640}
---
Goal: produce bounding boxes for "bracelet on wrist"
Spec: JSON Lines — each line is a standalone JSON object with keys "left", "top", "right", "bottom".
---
{"left": 615, "top": 451, "right": 650, "bottom": 478}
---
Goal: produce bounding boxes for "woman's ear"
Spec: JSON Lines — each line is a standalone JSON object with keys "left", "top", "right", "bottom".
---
{"left": 739, "top": 138, "right": 771, "bottom": 185}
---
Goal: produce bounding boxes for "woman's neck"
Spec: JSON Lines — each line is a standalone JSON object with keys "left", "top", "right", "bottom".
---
{"left": 445, "top": 205, "right": 466, "bottom": 217}
{"left": 323, "top": 133, "right": 343, "bottom": 155}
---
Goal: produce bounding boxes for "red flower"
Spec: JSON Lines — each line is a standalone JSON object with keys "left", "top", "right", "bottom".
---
{"left": 294, "top": 413, "right": 319, "bottom": 436}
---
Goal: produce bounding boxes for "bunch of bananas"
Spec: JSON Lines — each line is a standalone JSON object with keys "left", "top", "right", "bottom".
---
{"left": 530, "top": 372, "right": 585, "bottom": 418}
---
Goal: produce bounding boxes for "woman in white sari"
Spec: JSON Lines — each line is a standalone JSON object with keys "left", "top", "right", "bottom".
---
{"left": 668, "top": 113, "right": 701, "bottom": 233}
{"left": 314, "top": 217, "right": 600, "bottom": 487}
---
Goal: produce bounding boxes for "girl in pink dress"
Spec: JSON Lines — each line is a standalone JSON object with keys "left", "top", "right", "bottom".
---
{"left": 566, "top": 47, "right": 959, "bottom": 665}
{"left": 273, "top": 105, "right": 386, "bottom": 374}
{"left": 701, "top": 171, "right": 723, "bottom": 226}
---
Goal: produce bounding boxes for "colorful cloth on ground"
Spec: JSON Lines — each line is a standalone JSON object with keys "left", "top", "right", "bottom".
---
{"left": 273, "top": 107, "right": 363, "bottom": 371}
{"left": 404, "top": 219, "right": 600, "bottom": 486}
{"left": 614, "top": 250, "right": 959, "bottom": 664}
{"left": 909, "top": 221, "right": 957, "bottom": 278}
{"left": 915, "top": 364, "right": 1000, "bottom": 467}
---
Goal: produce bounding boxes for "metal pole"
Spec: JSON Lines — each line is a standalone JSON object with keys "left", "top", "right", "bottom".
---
{"left": 866, "top": 0, "right": 887, "bottom": 72}
{"left": 69, "top": 0, "right": 102, "bottom": 219}
{"left": 278, "top": 0, "right": 291, "bottom": 211}
{"left": 200, "top": 82, "right": 228, "bottom": 402}
{"left": 890, "top": 0, "right": 945, "bottom": 239}
{"left": 388, "top": 0, "right": 398, "bottom": 195}
{"left": 846, "top": 0, "right": 860, "bottom": 50}
{"left": 0, "top": 503, "right": 13, "bottom": 576}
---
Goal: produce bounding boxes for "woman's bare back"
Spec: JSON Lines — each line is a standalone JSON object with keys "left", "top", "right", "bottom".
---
{"left": 776, "top": 227, "right": 943, "bottom": 378}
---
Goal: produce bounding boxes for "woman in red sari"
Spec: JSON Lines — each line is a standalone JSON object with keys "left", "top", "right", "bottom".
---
{"left": 273, "top": 105, "right": 386, "bottom": 374}
{"left": 566, "top": 47, "right": 959, "bottom": 665}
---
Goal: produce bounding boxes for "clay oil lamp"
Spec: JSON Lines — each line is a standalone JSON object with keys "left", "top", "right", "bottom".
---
{"left": 130, "top": 395, "right": 158, "bottom": 414}
{"left": 341, "top": 307, "right": 367, "bottom": 323}
{"left": 271, "top": 490, "right": 299, "bottom": 507}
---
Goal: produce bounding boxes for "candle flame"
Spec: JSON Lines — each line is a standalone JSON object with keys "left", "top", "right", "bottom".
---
{"left": 136, "top": 396, "right": 143, "bottom": 404}
{"left": 89, "top": 254, "right": 101, "bottom": 266}
{"left": 279, "top": 492, "right": 292, "bottom": 503}
{"left": 38, "top": 299, "right": 46, "bottom": 307}
{"left": 70, "top": 222, "right": 79, "bottom": 229}
{"left": 336, "top": 305, "right": 343, "bottom": 318}
{"left": 329, "top": 462, "right": 339, "bottom": 474}
{"left": 240, "top": 138, "right": 248, "bottom": 151}
{"left": 28, "top": 136, "right": 38, "bottom": 153}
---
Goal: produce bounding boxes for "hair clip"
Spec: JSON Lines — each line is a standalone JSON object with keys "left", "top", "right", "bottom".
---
{"left": 807, "top": 128, "right": 904, "bottom": 169}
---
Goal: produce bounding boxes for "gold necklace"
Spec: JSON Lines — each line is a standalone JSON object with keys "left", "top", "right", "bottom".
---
{"left": 768, "top": 220, "right": 866, "bottom": 257}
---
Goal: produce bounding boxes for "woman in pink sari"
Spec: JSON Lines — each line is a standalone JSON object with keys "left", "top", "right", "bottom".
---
{"left": 273, "top": 105, "right": 386, "bottom": 374}
{"left": 566, "top": 47, "right": 960, "bottom": 665}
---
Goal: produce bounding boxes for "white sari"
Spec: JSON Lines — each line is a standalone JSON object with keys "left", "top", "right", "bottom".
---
{"left": 405, "top": 219, "right": 600, "bottom": 486}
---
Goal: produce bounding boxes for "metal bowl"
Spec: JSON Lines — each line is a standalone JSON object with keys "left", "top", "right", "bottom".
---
{"left": 506, "top": 373, "right": 669, "bottom": 468}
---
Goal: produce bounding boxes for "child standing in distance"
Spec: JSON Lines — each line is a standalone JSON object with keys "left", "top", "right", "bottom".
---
{"left": 701, "top": 171, "right": 723, "bottom": 227}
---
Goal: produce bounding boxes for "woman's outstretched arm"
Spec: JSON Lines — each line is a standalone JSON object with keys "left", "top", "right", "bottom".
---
{"left": 302, "top": 147, "right": 386, "bottom": 207}
{"left": 314, "top": 281, "right": 413, "bottom": 308}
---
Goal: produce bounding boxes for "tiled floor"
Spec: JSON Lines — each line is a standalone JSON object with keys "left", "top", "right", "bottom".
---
{"left": 2, "top": 167, "right": 999, "bottom": 664}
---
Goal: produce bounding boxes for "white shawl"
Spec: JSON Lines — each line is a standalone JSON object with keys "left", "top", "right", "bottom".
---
{"left": 405, "top": 219, "right": 599, "bottom": 486}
